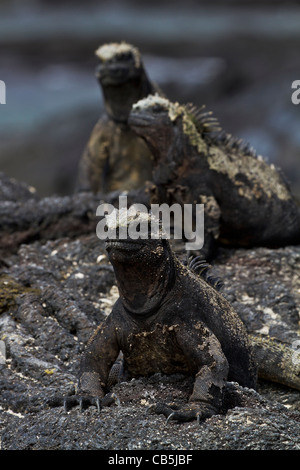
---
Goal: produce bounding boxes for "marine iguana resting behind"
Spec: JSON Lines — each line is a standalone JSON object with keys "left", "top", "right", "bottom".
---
{"left": 74, "top": 210, "right": 257, "bottom": 422}
{"left": 128, "top": 95, "right": 300, "bottom": 259}
{"left": 76, "top": 43, "right": 162, "bottom": 194}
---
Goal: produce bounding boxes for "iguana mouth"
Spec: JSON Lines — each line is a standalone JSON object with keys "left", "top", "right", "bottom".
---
{"left": 105, "top": 240, "right": 144, "bottom": 252}
{"left": 97, "top": 69, "right": 131, "bottom": 86}
{"left": 128, "top": 112, "right": 155, "bottom": 127}
{"left": 96, "top": 61, "right": 140, "bottom": 86}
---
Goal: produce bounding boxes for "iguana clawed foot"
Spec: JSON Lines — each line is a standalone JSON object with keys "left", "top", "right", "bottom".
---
{"left": 147, "top": 401, "right": 218, "bottom": 423}
{"left": 48, "top": 392, "right": 120, "bottom": 412}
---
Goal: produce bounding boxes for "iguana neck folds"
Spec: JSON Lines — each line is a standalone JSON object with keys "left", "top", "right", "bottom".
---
{"left": 106, "top": 238, "right": 176, "bottom": 317}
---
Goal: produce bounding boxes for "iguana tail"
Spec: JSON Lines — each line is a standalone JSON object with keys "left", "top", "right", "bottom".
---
{"left": 250, "top": 333, "right": 300, "bottom": 391}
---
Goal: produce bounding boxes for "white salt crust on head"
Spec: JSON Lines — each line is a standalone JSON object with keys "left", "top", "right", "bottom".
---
{"left": 132, "top": 94, "right": 180, "bottom": 121}
{"left": 105, "top": 208, "right": 150, "bottom": 229}
{"left": 105, "top": 208, "right": 167, "bottom": 238}
{"left": 132, "top": 93, "right": 169, "bottom": 110}
{"left": 95, "top": 42, "right": 140, "bottom": 67}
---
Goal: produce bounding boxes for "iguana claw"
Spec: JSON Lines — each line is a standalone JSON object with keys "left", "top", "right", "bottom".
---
{"left": 148, "top": 401, "right": 217, "bottom": 423}
{"left": 49, "top": 392, "right": 120, "bottom": 412}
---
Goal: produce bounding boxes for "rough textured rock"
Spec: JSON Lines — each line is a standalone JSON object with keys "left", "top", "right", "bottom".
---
{"left": 0, "top": 174, "right": 299, "bottom": 450}
{"left": 213, "top": 246, "right": 300, "bottom": 344}
{"left": 0, "top": 172, "right": 150, "bottom": 255}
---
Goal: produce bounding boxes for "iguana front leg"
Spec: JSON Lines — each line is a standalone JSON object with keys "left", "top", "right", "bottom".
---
{"left": 49, "top": 316, "right": 120, "bottom": 412}
{"left": 151, "top": 323, "right": 229, "bottom": 422}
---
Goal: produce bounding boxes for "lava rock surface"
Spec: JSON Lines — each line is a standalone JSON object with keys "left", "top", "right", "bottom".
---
{"left": 0, "top": 174, "right": 299, "bottom": 450}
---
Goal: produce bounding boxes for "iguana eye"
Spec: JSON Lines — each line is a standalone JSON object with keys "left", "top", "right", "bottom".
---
{"left": 152, "top": 104, "right": 166, "bottom": 113}
{"left": 117, "top": 52, "right": 134, "bottom": 61}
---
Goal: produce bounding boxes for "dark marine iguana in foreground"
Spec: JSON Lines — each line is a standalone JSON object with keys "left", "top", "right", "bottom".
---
{"left": 59, "top": 212, "right": 299, "bottom": 422}
{"left": 76, "top": 42, "right": 163, "bottom": 194}
{"left": 128, "top": 95, "right": 300, "bottom": 259}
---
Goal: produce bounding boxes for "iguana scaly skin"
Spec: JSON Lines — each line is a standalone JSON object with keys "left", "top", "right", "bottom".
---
{"left": 128, "top": 95, "right": 300, "bottom": 259}
{"left": 76, "top": 43, "right": 163, "bottom": 194}
{"left": 59, "top": 212, "right": 300, "bottom": 421}
{"left": 76, "top": 211, "right": 257, "bottom": 422}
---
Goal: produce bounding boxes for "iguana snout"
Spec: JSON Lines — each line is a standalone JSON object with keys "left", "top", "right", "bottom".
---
{"left": 105, "top": 239, "right": 145, "bottom": 262}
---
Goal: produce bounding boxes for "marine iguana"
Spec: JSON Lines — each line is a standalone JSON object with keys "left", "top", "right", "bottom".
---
{"left": 128, "top": 94, "right": 300, "bottom": 259}
{"left": 76, "top": 43, "right": 163, "bottom": 194}
{"left": 57, "top": 211, "right": 299, "bottom": 422}
{"left": 64, "top": 210, "right": 257, "bottom": 422}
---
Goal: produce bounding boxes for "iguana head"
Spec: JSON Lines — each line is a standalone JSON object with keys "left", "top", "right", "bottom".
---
{"left": 104, "top": 209, "right": 176, "bottom": 316}
{"left": 128, "top": 94, "right": 182, "bottom": 161}
{"left": 95, "top": 42, "right": 155, "bottom": 123}
{"left": 129, "top": 94, "right": 220, "bottom": 163}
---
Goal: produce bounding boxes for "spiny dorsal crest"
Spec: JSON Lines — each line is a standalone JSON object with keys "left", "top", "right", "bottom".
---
{"left": 216, "top": 131, "right": 257, "bottom": 158}
{"left": 184, "top": 103, "right": 258, "bottom": 158}
{"left": 187, "top": 256, "right": 224, "bottom": 291}
{"left": 184, "top": 103, "right": 221, "bottom": 136}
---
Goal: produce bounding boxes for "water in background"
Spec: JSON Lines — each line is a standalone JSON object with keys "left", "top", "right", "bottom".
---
{"left": 0, "top": 0, "right": 299, "bottom": 198}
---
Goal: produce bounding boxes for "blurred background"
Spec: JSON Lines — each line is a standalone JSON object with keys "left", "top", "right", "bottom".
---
{"left": 0, "top": 0, "right": 299, "bottom": 198}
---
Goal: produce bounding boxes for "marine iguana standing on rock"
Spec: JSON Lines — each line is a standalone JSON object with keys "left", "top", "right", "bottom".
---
{"left": 128, "top": 94, "right": 300, "bottom": 259}
{"left": 75, "top": 210, "right": 257, "bottom": 422}
{"left": 57, "top": 211, "right": 299, "bottom": 422}
{"left": 76, "top": 43, "right": 163, "bottom": 194}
